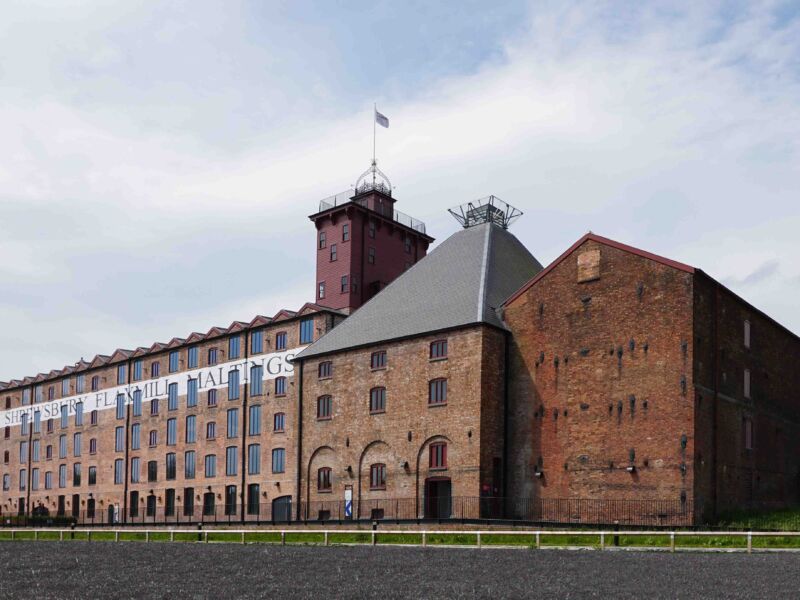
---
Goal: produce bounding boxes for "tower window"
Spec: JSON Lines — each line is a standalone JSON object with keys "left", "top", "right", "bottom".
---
{"left": 744, "top": 320, "right": 751, "bottom": 349}
{"left": 330, "top": 244, "right": 337, "bottom": 262}
{"left": 341, "top": 276, "right": 348, "bottom": 293}
{"left": 404, "top": 236, "right": 412, "bottom": 253}
{"left": 342, "top": 224, "right": 349, "bottom": 242}
{"left": 368, "top": 221, "right": 376, "bottom": 238}
{"left": 317, "top": 395, "right": 332, "bottom": 420}
{"left": 429, "top": 378, "right": 447, "bottom": 405}
{"left": 319, "top": 231, "right": 326, "bottom": 249}
{"left": 319, "top": 282, "right": 326, "bottom": 299}
{"left": 368, "top": 247, "right": 375, "bottom": 264}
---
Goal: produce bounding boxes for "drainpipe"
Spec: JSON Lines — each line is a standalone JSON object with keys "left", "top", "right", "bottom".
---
{"left": 710, "top": 280, "right": 720, "bottom": 521}
{"left": 25, "top": 385, "right": 34, "bottom": 518}
{"left": 123, "top": 359, "right": 132, "bottom": 523}
{"left": 502, "top": 331, "right": 510, "bottom": 515}
{"left": 240, "top": 332, "right": 250, "bottom": 521}
{"left": 295, "top": 360, "right": 304, "bottom": 521}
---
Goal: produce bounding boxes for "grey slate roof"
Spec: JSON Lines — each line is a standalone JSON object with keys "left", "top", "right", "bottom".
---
{"left": 296, "top": 222, "right": 543, "bottom": 360}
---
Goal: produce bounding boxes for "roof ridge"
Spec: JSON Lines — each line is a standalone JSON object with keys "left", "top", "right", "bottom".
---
{"left": 476, "top": 223, "right": 492, "bottom": 322}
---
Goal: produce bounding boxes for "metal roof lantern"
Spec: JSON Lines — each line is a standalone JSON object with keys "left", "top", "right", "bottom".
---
{"left": 448, "top": 195, "right": 523, "bottom": 229}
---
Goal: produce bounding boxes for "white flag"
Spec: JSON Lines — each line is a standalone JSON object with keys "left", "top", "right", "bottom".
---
{"left": 375, "top": 109, "right": 389, "bottom": 128}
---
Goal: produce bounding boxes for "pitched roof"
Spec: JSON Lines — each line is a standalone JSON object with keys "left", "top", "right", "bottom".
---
{"left": 503, "top": 232, "right": 695, "bottom": 306}
{"left": 296, "top": 222, "right": 542, "bottom": 360}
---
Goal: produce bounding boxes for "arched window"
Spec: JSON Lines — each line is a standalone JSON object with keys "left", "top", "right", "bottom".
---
{"left": 317, "top": 467, "right": 332, "bottom": 492}
{"left": 429, "top": 379, "right": 447, "bottom": 405}
{"left": 430, "top": 340, "right": 448, "bottom": 359}
{"left": 275, "top": 376, "right": 287, "bottom": 396}
{"left": 369, "top": 387, "right": 386, "bottom": 414}
{"left": 317, "top": 395, "right": 332, "bottom": 420}
{"left": 370, "top": 463, "right": 386, "bottom": 490}
{"left": 429, "top": 442, "right": 447, "bottom": 469}
{"left": 273, "top": 412, "right": 285, "bottom": 432}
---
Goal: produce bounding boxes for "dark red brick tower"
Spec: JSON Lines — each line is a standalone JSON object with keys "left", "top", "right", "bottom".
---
{"left": 310, "top": 161, "right": 434, "bottom": 313}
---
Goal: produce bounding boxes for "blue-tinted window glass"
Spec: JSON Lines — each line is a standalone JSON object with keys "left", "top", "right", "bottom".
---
{"left": 300, "top": 317, "right": 314, "bottom": 344}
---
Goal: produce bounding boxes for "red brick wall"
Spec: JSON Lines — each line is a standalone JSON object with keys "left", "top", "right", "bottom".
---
{"left": 505, "top": 239, "right": 696, "bottom": 519}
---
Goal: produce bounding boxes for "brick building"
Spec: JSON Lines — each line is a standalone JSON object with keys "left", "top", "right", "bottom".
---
{"left": 1, "top": 179, "right": 798, "bottom": 526}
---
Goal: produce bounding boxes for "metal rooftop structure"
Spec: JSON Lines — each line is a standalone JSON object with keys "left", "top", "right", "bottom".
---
{"left": 448, "top": 196, "right": 523, "bottom": 230}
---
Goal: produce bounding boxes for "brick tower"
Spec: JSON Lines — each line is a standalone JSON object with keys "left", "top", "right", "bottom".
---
{"left": 310, "top": 162, "right": 434, "bottom": 313}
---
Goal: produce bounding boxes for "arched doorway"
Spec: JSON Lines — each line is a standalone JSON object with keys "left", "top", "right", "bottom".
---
{"left": 272, "top": 496, "right": 292, "bottom": 522}
{"left": 424, "top": 477, "right": 451, "bottom": 519}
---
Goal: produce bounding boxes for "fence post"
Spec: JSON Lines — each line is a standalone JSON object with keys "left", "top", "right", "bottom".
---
{"left": 477, "top": 532, "right": 481, "bottom": 548}
{"left": 34, "top": 530, "right": 38, "bottom": 541}
{"left": 747, "top": 533, "right": 752, "bottom": 554}
{"left": 145, "top": 531, "right": 150, "bottom": 543}
{"left": 371, "top": 530, "right": 376, "bottom": 546}
{"left": 670, "top": 532, "right": 675, "bottom": 553}
{"left": 59, "top": 530, "right": 63, "bottom": 541}
{"left": 535, "top": 532, "right": 540, "bottom": 549}
{"left": 10, "top": 530, "right": 14, "bottom": 541}
{"left": 170, "top": 530, "right": 174, "bottom": 542}
{"left": 600, "top": 532, "right": 605, "bottom": 550}
{"left": 422, "top": 532, "right": 427, "bottom": 547}
{"left": 115, "top": 531, "right": 119, "bottom": 542}
{"left": 204, "top": 531, "right": 209, "bottom": 543}
{"left": 281, "top": 531, "right": 285, "bottom": 546}
{"left": 87, "top": 531, "right": 92, "bottom": 543}
{"left": 324, "top": 531, "right": 329, "bottom": 546}
{"left": 241, "top": 531, "right": 246, "bottom": 545}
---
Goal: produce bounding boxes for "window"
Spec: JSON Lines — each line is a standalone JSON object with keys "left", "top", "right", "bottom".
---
{"left": 76, "top": 374, "right": 85, "bottom": 394}
{"left": 228, "top": 369, "right": 240, "bottom": 400}
{"left": 275, "top": 376, "right": 286, "bottom": 396}
{"left": 21, "top": 413, "right": 28, "bottom": 435}
{"left": 73, "top": 432, "right": 81, "bottom": 456}
{"left": 744, "top": 369, "right": 751, "bottom": 399}
{"left": 61, "top": 403, "right": 69, "bottom": 428}
{"left": 744, "top": 320, "right": 751, "bottom": 349}
{"left": 32, "top": 440, "right": 39, "bottom": 462}
{"left": 58, "top": 465, "right": 67, "bottom": 488}
{"left": 19, "top": 441, "right": 28, "bottom": 463}
{"left": 404, "top": 235, "right": 412, "bottom": 253}
{"left": 208, "top": 348, "right": 218, "bottom": 366}
{"left": 429, "top": 378, "right": 447, "bottom": 405}
{"left": 169, "top": 350, "right": 179, "bottom": 373}
{"left": 273, "top": 412, "right": 285, "bottom": 432}
{"left": 33, "top": 411, "right": 41, "bottom": 433}
{"left": 146, "top": 494, "right": 157, "bottom": 517}
{"left": 248, "top": 444, "right": 261, "bottom": 475}
{"left": 208, "top": 388, "right": 217, "bottom": 406}
{"left": 370, "top": 387, "right": 386, "bottom": 414}
{"left": 206, "top": 421, "right": 216, "bottom": 440}
{"left": 2, "top": 474, "right": 9, "bottom": 491}
{"left": 75, "top": 401, "right": 84, "bottom": 425}
{"left": 131, "top": 390, "right": 141, "bottom": 416}
{"left": 151, "top": 362, "right": 160, "bottom": 378}
{"left": 341, "top": 275, "right": 348, "bottom": 293}
{"left": 342, "top": 223, "right": 349, "bottom": 241}
{"left": 249, "top": 405, "right": 261, "bottom": 435}
{"left": 167, "top": 418, "right": 177, "bottom": 445}
{"left": 227, "top": 408, "right": 239, "bottom": 438}
{"left": 330, "top": 243, "right": 337, "bottom": 261}
{"left": 188, "top": 346, "right": 199, "bottom": 368}
{"left": 23, "top": 388, "right": 31, "bottom": 405}
{"left": 149, "top": 430, "right": 157, "bottom": 447}
{"left": 276, "top": 332, "right": 287, "bottom": 350}
{"left": 73, "top": 463, "right": 81, "bottom": 486}
{"left": 430, "top": 442, "right": 447, "bottom": 469}
{"left": 88, "top": 466, "right": 96, "bottom": 486}
{"left": 114, "top": 459, "right": 124, "bottom": 484}
{"left": 129, "top": 491, "right": 139, "bottom": 517}
{"left": 187, "top": 378, "right": 198, "bottom": 407}
{"left": 168, "top": 382, "right": 178, "bottom": 410}
{"left": 90, "top": 410, "right": 98, "bottom": 425}
{"left": 114, "top": 427, "right": 124, "bottom": 452}
{"left": 19, "top": 469, "right": 27, "bottom": 491}
{"left": 251, "top": 330, "right": 264, "bottom": 354}
{"left": 319, "top": 282, "right": 326, "bottom": 299}
{"left": 317, "top": 395, "right": 332, "bottom": 420}
{"left": 368, "top": 246, "right": 375, "bottom": 264}
{"left": 368, "top": 220, "right": 375, "bottom": 238}
{"left": 130, "top": 424, "right": 140, "bottom": 450}
{"left": 184, "top": 488, "right": 195, "bottom": 517}
{"left": 225, "top": 485, "right": 237, "bottom": 516}
{"left": 131, "top": 457, "right": 140, "bottom": 483}
{"left": 319, "top": 231, "right": 326, "bottom": 249}
{"left": 186, "top": 415, "right": 197, "bottom": 443}
{"left": 272, "top": 448, "right": 285, "bottom": 473}
{"left": 46, "top": 445, "right": 53, "bottom": 460}
{"left": 229, "top": 336, "right": 241, "bottom": 359}
{"left": 116, "top": 394, "right": 125, "bottom": 419}
{"left": 133, "top": 359, "right": 143, "bottom": 381}
{"left": 430, "top": 340, "right": 448, "bottom": 359}
{"left": 317, "top": 467, "right": 332, "bottom": 492}
{"left": 370, "top": 463, "right": 386, "bottom": 490}
{"left": 47, "top": 418, "right": 53, "bottom": 433}
{"left": 148, "top": 460, "right": 158, "bottom": 482}
{"left": 250, "top": 366, "right": 263, "bottom": 396}
{"left": 205, "top": 454, "right": 217, "bottom": 478}
{"left": 31, "top": 468, "right": 39, "bottom": 491}
{"left": 89, "top": 438, "right": 97, "bottom": 455}
{"left": 744, "top": 418, "right": 753, "bottom": 450}
{"left": 370, "top": 351, "right": 387, "bottom": 369}
{"left": 91, "top": 376, "right": 100, "bottom": 391}
{"left": 226, "top": 446, "right": 238, "bottom": 476}
{"left": 117, "top": 364, "right": 126, "bottom": 385}
{"left": 183, "top": 451, "right": 194, "bottom": 479}
{"left": 62, "top": 378, "right": 70, "bottom": 396}
{"left": 300, "top": 317, "right": 314, "bottom": 344}
{"left": 247, "top": 484, "right": 260, "bottom": 516}
{"left": 318, "top": 361, "right": 332, "bottom": 379}
{"left": 59, "top": 435, "right": 68, "bottom": 459}
{"left": 150, "top": 398, "right": 159, "bottom": 415}
{"left": 47, "top": 386, "right": 53, "bottom": 401}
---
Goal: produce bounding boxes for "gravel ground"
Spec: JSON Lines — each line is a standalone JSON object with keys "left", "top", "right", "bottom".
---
{"left": 1, "top": 542, "right": 798, "bottom": 599}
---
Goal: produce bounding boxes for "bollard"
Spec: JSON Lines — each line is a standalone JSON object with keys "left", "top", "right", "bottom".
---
{"left": 115, "top": 531, "right": 119, "bottom": 542}
{"left": 324, "top": 532, "right": 329, "bottom": 546}
{"left": 71, "top": 522, "right": 76, "bottom": 540}
{"left": 170, "top": 531, "right": 174, "bottom": 542}
{"left": 145, "top": 531, "right": 150, "bottom": 543}
{"left": 371, "top": 531, "right": 376, "bottom": 546}
{"left": 747, "top": 533, "right": 752, "bottom": 554}
{"left": 422, "top": 532, "right": 427, "bottom": 547}
{"left": 613, "top": 522, "right": 619, "bottom": 547}
{"left": 281, "top": 531, "right": 286, "bottom": 546}
{"left": 535, "top": 532, "right": 540, "bottom": 549}
{"left": 600, "top": 533, "right": 605, "bottom": 550}
{"left": 477, "top": 532, "right": 481, "bottom": 548}
{"left": 87, "top": 531, "right": 92, "bottom": 543}
{"left": 670, "top": 532, "right": 675, "bottom": 553}
{"left": 197, "top": 523, "right": 203, "bottom": 543}
{"left": 204, "top": 531, "right": 209, "bottom": 543}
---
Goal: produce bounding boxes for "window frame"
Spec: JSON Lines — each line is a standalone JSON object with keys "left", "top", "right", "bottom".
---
{"left": 428, "top": 378, "right": 448, "bottom": 406}
{"left": 369, "top": 387, "right": 386, "bottom": 414}
{"left": 430, "top": 339, "right": 448, "bottom": 360}
{"left": 370, "top": 351, "right": 387, "bottom": 370}
{"left": 317, "top": 467, "right": 332, "bottom": 492}
{"left": 316, "top": 395, "right": 332, "bottom": 420}
{"left": 429, "top": 442, "right": 447, "bottom": 469}
{"left": 369, "top": 463, "right": 386, "bottom": 490}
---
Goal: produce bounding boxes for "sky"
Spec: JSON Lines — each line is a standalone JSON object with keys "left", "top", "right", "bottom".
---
{"left": 1, "top": 0, "right": 799, "bottom": 381}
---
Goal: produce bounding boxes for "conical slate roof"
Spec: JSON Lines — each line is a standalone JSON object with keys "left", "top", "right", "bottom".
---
{"left": 296, "top": 222, "right": 542, "bottom": 360}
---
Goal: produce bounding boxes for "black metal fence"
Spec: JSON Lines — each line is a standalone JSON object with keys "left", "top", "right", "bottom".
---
{"left": 1, "top": 497, "right": 695, "bottom": 527}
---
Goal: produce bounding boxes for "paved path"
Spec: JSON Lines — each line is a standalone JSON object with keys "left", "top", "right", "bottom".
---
{"left": 1, "top": 542, "right": 797, "bottom": 598}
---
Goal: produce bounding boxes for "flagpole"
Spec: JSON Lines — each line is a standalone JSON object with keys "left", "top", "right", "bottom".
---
{"left": 372, "top": 103, "right": 377, "bottom": 185}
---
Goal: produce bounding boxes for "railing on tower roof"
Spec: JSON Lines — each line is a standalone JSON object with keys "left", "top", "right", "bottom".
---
{"left": 317, "top": 186, "right": 427, "bottom": 235}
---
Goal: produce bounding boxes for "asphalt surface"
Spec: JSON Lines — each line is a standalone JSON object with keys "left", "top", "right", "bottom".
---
{"left": 1, "top": 542, "right": 798, "bottom": 599}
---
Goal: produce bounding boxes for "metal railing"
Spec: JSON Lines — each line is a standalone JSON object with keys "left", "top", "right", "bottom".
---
{"left": 3, "top": 527, "right": 800, "bottom": 553}
{"left": 317, "top": 191, "right": 427, "bottom": 234}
